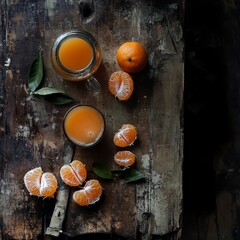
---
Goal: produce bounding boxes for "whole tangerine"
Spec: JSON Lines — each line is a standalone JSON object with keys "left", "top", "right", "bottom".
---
{"left": 116, "top": 42, "right": 148, "bottom": 73}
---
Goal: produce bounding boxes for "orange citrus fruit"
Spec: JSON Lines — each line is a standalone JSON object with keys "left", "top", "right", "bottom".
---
{"left": 73, "top": 179, "right": 103, "bottom": 206}
{"left": 40, "top": 172, "right": 58, "bottom": 197}
{"left": 114, "top": 151, "right": 136, "bottom": 167}
{"left": 108, "top": 71, "right": 134, "bottom": 101}
{"left": 24, "top": 167, "right": 58, "bottom": 197}
{"left": 116, "top": 42, "right": 148, "bottom": 73}
{"left": 60, "top": 160, "right": 87, "bottom": 187}
{"left": 114, "top": 124, "right": 137, "bottom": 147}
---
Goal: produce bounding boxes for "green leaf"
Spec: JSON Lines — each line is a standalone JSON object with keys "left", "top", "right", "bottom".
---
{"left": 28, "top": 50, "right": 43, "bottom": 92}
{"left": 111, "top": 169, "right": 126, "bottom": 177}
{"left": 92, "top": 162, "right": 113, "bottom": 180}
{"left": 45, "top": 94, "right": 75, "bottom": 105}
{"left": 33, "top": 87, "right": 75, "bottom": 105}
{"left": 122, "top": 169, "right": 145, "bottom": 183}
{"left": 33, "top": 87, "right": 65, "bottom": 95}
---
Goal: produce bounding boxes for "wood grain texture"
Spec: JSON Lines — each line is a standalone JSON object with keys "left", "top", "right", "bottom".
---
{"left": 0, "top": 0, "right": 183, "bottom": 239}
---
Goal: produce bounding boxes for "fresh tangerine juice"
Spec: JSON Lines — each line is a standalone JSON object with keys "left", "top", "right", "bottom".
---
{"left": 58, "top": 37, "right": 93, "bottom": 71}
{"left": 64, "top": 105, "right": 105, "bottom": 147}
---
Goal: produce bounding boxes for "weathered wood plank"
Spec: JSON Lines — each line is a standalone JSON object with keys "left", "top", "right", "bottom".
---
{"left": 136, "top": 3, "right": 183, "bottom": 238}
{"left": 62, "top": 1, "right": 183, "bottom": 238}
{"left": 0, "top": 1, "right": 49, "bottom": 239}
{"left": 0, "top": 0, "right": 183, "bottom": 239}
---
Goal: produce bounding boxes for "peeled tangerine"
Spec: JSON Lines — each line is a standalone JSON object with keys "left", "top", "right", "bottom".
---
{"left": 60, "top": 160, "right": 87, "bottom": 187}
{"left": 108, "top": 71, "right": 134, "bottom": 101}
{"left": 114, "top": 150, "right": 136, "bottom": 167}
{"left": 114, "top": 124, "right": 137, "bottom": 147}
{"left": 23, "top": 167, "right": 58, "bottom": 198}
{"left": 73, "top": 179, "right": 103, "bottom": 206}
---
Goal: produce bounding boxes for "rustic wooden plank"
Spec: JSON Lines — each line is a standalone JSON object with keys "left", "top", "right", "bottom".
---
{"left": 62, "top": 1, "right": 183, "bottom": 238}
{"left": 136, "top": 3, "right": 183, "bottom": 238}
{"left": 0, "top": 1, "right": 48, "bottom": 239}
{"left": 0, "top": 0, "right": 183, "bottom": 239}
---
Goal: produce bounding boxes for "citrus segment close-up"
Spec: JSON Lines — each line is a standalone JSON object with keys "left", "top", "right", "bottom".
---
{"left": 108, "top": 71, "right": 134, "bottom": 101}
{"left": 116, "top": 42, "right": 148, "bottom": 73}
{"left": 113, "top": 124, "right": 137, "bottom": 147}
{"left": 40, "top": 172, "right": 58, "bottom": 197}
{"left": 114, "top": 150, "right": 136, "bottom": 167}
{"left": 23, "top": 167, "right": 58, "bottom": 197}
{"left": 60, "top": 160, "right": 87, "bottom": 187}
{"left": 73, "top": 179, "right": 103, "bottom": 206}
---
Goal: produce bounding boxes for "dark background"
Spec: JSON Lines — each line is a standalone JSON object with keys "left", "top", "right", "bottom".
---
{"left": 183, "top": 0, "right": 240, "bottom": 239}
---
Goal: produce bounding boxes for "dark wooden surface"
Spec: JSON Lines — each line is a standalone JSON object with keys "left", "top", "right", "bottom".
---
{"left": 0, "top": 1, "right": 183, "bottom": 239}
{"left": 183, "top": 0, "right": 240, "bottom": 239}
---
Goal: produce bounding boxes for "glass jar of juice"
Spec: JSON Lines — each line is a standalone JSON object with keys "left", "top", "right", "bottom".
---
{"left": 63, "top": 105, "right": 105, "bottom": 147}
{"left": 51, "top": 30, "right": 101, "bottom": 81}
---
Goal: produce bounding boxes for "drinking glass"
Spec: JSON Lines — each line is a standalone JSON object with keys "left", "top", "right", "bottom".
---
{"left": 51, "top": 30, "right": 101, "bottom": 95}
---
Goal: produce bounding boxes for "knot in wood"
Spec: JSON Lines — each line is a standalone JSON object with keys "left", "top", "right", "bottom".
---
{"left": 79, "top": 2, "right": 94, "bottom": 19}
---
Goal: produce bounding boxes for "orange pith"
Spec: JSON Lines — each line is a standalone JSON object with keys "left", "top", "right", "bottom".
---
{"left": 23, "top": 167, "right": 58, "bottom": 197}
{"left": 40, "top": 172, "right": 58, "bottom": 197}
{"left": 113, "top": 124, "right": 137, "bottom": 147}
{"left": 73, "top": 179, "right": 103, "bottom": 206}
{"left": 116, "top": 42, "right": 148, "bottom": 73}
{"left": 114, "top": 151, "right": 136, "bottom": 167}
{"left": 60, "top": 160, "right": 87, "bottom": 187}
{"left": 108, "top": 71, "right": 134, "bottom": 101}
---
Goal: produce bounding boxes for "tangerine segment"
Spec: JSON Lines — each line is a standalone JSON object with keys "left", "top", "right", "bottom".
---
{"left": 23, "top": 167, "right": 58, "bottom": 197}
{"left": 73, "top": 179, "right": 103, "bottom": 206}
{"left": 114, "top": 151, "right": 136, "bottom": 167}
{"left": 60, "top": 160, "right": 87, "bottom": 187}
{"left": 116, "top": 42, "right": 148, "bottom": 73}
{"left": 114, "top": 124, "right": 137, "bottom": 147}
{"left": 108, "top": 71, "right": 134, "bottom": 101}
{"left": 40, "top": 172, "right": 58, "bottom": 197}
{"left": 24, "top": 167, "right": 43, "bottom": 196}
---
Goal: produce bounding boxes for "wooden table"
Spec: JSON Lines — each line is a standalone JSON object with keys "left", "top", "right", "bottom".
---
{"left": 0, "top": 1, "right": 183, "bottom": 239}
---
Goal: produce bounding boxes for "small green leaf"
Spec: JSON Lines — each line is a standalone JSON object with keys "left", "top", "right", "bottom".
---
{"left": 45, "top": 94, "right": 75, "bottom": 105}
{"left": 28, "top": 50, "right": 43, "bottom": 92}
{"left": 111, "top": 169, "right": 126, "bottom": 177}
{"left": 33, "top": 87, "right": 65, "bottom": 95}
{"left": 122, "top": 169, "right": 145, "bottom": 183}
{"left": 92, "top": 162, "right": 113, "bottom": 180}
{"left": 33, "top": 87, "right": 75, "bottom": 105}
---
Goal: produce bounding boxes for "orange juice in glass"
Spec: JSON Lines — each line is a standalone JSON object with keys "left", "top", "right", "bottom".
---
{"left": 63, "top": 105, "right": 105, "bottom": 147}
{"left": 51, "top": 30, "right": 101, "bottom": 93}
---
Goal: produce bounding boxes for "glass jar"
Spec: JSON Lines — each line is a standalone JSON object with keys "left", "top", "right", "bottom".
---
{"left": 51, "top": 30, "right": 101, "bottom": 81}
